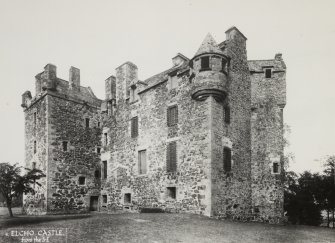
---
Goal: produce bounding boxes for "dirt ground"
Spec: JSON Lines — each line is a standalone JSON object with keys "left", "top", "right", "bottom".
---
{"left": 0, "top": 212, "right": 334, "bottom": 243}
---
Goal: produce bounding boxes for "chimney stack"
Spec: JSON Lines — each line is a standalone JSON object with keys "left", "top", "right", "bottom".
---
{"left": 69, "top": 66, "right": 80, "bottom": 87}
{"left": 275, "top": 53, "right": 282, "bottom": 60}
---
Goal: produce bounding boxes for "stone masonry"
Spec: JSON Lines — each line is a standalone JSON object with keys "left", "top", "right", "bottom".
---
{"left": 21, "top": 26, "right": 286, "bottom": 223}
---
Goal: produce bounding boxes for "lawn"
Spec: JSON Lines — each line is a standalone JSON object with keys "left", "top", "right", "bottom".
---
{"left": 0, "top": 212, "right": 334, "bottom": 243}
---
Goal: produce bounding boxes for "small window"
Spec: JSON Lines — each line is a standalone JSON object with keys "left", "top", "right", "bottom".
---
{"left": 130, "top": 88, "right": 136, "bottom": 102}
{"left": 166, "top": 141, "right": 177, "bottom": 172}
{"left": 78, "top": 176, "right": 86, "bottom": 185}
{"left": 32, "top": 162, "right": 36, "bottom": 169}
{"left": 104, "top": 133, "right": 108, "bottom": 146}
{"left": 124, "top": 193, "right": 131, "bottom": 204}
{"left": 254, "top": 206, "right": 260, "bottom": 213}
{"left": 97, "top": 122, "right": 100, "bottom": 128}
{"left": 85, "top": 118, "right": 90, "bottom": 128}
{"left": 222, "top": 59, "right": 227, "bottom": 72}
{"left": 102, "top": 161, "right": 107, "bottom": 179}
{"left": 94, "top": 170, "right": 100, "bottom": 178}
{"left": 103, "top": 195, "right": 107, "bottom": 203}
{"left": 33, "top": 112, "right": 37, "bottom": 125}
{"left": 34, "top": 141, "right": 37, "bottom": 154}
{"left": 62, "top": 141, "right": 68, "bottom": 152}
{"left": 200, "top": 56, "right": 210, "bottom": 70}
{"left": 224, "top": 106, "right": 230, "bottom": 124}
{"left": 131, "top": 117, "right": 138, "bottom": 138}
{"left": 167, "top": 187, "right": 176, "bottom": 199}
{"left": 96, "top": 147, "right": 101, "bottom": 154}
{"left": 138, "top": 150, "right": 147, "bottom": 174}
{"left": 223, "top": 147, "right": 231, "bottom": 172}
{"left": 167, "top": 106, "right": 178, "bottom": 127}
{"left": 272, "top": 162, "right": 279, "bottom": 174}
{"left": 265, "top": 69, "right": 272, "bottom": 78}
{"left": 170, "top": 75, "right": 178, "bottom": 89}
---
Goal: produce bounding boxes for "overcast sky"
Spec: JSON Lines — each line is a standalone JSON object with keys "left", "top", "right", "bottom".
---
{"left": 0, "top": 0, "right": 334, "bottom": 173}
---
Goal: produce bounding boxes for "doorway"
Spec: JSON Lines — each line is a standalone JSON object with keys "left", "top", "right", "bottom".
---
{"left": 90, "top": 196, "right": 99, "bottom": 211}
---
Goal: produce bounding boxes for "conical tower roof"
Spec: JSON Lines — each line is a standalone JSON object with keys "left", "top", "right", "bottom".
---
{"left": 194, "top": 33, "right": 224, "bottom": 57}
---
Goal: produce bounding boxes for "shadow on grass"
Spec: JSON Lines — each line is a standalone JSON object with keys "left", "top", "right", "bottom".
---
{"left": 0, "top": 214, "right": 92, "bottom": 228}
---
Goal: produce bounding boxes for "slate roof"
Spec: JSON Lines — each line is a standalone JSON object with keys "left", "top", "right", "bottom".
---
{"left": 248, "top": 59, "right": 286, "bottom": 72}
{"left": 138, "top": 61, "right": 189, "bottom": 94}
{"left": 194, "top": 33, "right": 224, "bottom": 57}
{"left": 55, "top": 78, "right": 101, "bottom": 106}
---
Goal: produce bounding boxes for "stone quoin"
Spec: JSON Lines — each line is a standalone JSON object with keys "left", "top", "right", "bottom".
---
{"left": 21, "top": 26, "right": 286, "bottom": 224}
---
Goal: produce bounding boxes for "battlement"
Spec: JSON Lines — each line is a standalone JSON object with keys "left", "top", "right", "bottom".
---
{"left": 22, "top": 64, "right": 101, "bottom": 110}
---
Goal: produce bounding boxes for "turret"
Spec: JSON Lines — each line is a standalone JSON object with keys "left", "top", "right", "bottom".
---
{"left": 21, "top": 91, "right": 32, "bottom": 108}
{"left": 189, "top": 33, "right": 229, "bottom": 102}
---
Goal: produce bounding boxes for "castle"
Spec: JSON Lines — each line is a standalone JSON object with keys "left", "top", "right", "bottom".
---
{"left": 21, "top": 27, "right": 286, "bottom": 223}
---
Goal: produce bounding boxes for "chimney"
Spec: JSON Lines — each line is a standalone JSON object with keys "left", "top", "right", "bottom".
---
{"left": 115, "top": 62, "right": 138, "bottom": 100}
{"left": 35, "top": 72, "right": 42, "bottom": 95}
{"left": 275, "top": 53, "right": 282, "bottom": 60}
{"left": 41, "top": 64, "right": 57, "bottom": 91}
{"left": 69, "top": 66, "right": 80, "bottom": 87}
{"left": 43, "top": 64, "right": 57, "bottom": 80}
{"left": 105, "top": 76, "right": 116, "bottom": 100}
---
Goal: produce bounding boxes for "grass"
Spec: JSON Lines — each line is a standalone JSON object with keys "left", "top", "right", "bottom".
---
{"left": 0, "top": 213, "right": 334, "bottom": 243}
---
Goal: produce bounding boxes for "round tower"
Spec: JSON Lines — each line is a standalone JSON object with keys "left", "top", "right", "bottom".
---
{"left": 189, "top": 33, "right": 229, "bottom": 102}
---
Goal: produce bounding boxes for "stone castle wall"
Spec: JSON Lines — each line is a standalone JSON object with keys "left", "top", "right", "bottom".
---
{"left": 250, "top": 55, "right": 286, "bottom": 223}
{"left": 100, "top": 63, "right": 213, "bottom": 215}
{"left": 23, "top": 96, "right": 48, "bottom": 215}
{"left": 211, "top": 29, "right": 252, "bottom": 220}
{"left": 22, "top": 27, "right": 286, "bottom": 223}
{"left": 46, "top": 93, "right": 101, "bottom": 213}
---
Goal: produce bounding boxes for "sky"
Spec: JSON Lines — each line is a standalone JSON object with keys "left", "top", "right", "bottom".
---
{"left": 0, "top": 0, "right": 334, "bottom": 173}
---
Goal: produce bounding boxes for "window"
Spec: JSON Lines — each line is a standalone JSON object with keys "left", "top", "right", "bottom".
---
{"left": 138, "top": 150, "right": 147, "bottom": 174}
{"left": 222, "top": 59, "right": 227, "bottom": 72}
{"left": 224, "top": 106, "right": 230, "bottom": 124}
{"left": 200, "top": 56, "right": 210, "bottom": 70}
{"left": 94, "top": 170, "right": 100, "bottom": 179}
{"left": 104, "top": 133, "right": 108, "bottom": 146}
{"left": 62, "top": 141, "right": 68, "bottom": 152}
{"left": 272, "top": 162, "right": 279, "bottom": 174}
{"left": 166, "top": 187, "right": 176, "bottom": 199}
{"left": 130, "top": 88, "right": 136, "bottom": 102}
{"left": 102, "top": 161, "right": 107, "bottom": 179}
{"left": 254, "top": 206, "right": 260, "bottom": 213}
{"left": 78, "top": 176, "right": 86, "bottom": 185}
{"left": 103, "top": 195, "right": 107, "bottom": 203}
{"left": 96, "top": 147, "right": 101, "bottom": 154}
{"left": 166, "top": 141, "right": 177, "bottom": 172}
{"left": 85, "top": 118, "right": 90, "bottom": 128}
{"left": 32, "top": 162, "right": 36, "bottom": 169}
{"left": 280, "top": 108, "right": 284, "bottom": 128}
{"left": 34, "top": 141, "right": 37, "bottom": 154}
{"left": 167, "top": 106, "right": 178, "bottom": 127}
{"left": 223, "top": 147, "right": 232, "bottom": 172}
{"left": 124, "top": 193, "right": 131, "bottom": 204}
{"left": 33, "top": 112, "right": 37, "bottom": 126}
{"left": 265, "top": 69, "right": 272, "bottom": 78}
{"left": 170, "top": 75, "right": 178, "bottom": 89}
{"left": 131, "top": 117, "right": 138, "bottom": 138}
{"left": 97, "top": 122, "right": 100, "bottom": 128}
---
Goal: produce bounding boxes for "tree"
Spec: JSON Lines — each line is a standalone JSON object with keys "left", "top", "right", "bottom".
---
{"left": 322, "top": 156, "right": 335, "bottom": 227}
{"left": 284, "top": 171, "right": 323, "bottom": 226}
{"left": 0, "top": 162, "right": 45, "bottom": 217}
